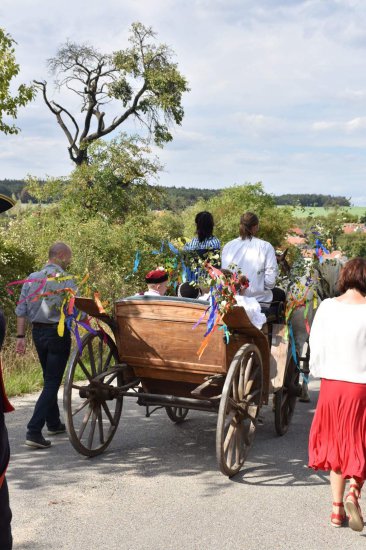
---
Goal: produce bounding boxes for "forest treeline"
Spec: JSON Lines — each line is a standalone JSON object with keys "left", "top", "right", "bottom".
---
{"left": 0, "top": 179, "right": 352, "bottom": 210}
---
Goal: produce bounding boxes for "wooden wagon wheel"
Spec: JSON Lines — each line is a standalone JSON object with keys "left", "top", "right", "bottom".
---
{"left": 216, "top": 343, "right": 263, "bottom": 477}
{"left": 274, "top": 351, "right": 300, "bottom": 436}
{"left": 63, "top": 331, "right": 123, "bottom": 457}
{"left": 165, "top": 406, "right": 189, "bottom": 423}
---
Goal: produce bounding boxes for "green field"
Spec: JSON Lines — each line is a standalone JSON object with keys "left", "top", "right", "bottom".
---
{"left": 279, "top": 206, "right": 366, "bottom": 218}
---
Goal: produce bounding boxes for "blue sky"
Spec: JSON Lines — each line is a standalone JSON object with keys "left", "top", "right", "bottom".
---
{"left": 1, "top": 0, "right": 366, "bottom": 204}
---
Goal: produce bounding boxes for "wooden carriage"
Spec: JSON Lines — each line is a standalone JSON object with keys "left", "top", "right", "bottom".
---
{"left": 63, "top": 296, "right": 300, "bottom": 477}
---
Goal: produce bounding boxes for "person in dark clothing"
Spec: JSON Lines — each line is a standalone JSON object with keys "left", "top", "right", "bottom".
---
{"left": 0, "top": 193, "right": 16, "bottom": 550}
{"left": 0, "top": 309, "right": 13, "bottom": 550}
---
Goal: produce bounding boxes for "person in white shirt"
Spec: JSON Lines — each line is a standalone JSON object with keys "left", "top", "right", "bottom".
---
{"left": 221, "top": 212, "right": 282, "bottom": 307}
{"left": 308, "top": 257, "right": 366, "bottom": 532}
{"left": 143, "top": 269, "right": 169, "bottom": 296}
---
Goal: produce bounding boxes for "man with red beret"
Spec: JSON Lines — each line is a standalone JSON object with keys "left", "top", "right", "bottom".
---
{"left": 144, "top": 269, "right": 169, "bottom": 296}
{"left": 0, "top": 193, "right": 16, "bottom": 549}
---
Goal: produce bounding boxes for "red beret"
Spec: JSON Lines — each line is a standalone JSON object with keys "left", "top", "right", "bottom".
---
{"left": 145, "top": 269, "right": 169, "bottom": 284}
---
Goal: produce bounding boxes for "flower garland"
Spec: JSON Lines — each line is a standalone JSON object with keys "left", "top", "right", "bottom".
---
{"left": 195, "top": 262, "right": 249, "bottom": 358}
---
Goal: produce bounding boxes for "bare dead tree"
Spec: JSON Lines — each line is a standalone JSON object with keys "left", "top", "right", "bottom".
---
{"left": 35, "top": 22, "right": 189, "bottom": 165}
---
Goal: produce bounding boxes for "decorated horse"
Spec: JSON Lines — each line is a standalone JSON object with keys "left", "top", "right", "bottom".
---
{"left": 278, "top": 250, "right": 347, "bottom": 402}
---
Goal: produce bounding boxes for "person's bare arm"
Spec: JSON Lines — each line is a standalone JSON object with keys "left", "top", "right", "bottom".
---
{"left": 15, "top": 316, "right": 27, "bottom": 355}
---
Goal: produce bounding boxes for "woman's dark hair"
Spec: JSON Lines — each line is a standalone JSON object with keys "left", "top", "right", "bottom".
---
{"left": 338, "top": 257, "right": 366, "bottom": 296}
{"left": 239, "top": 212, "right": 259, "bottom": 240}
{"left": 195, "top": 211, "right": 214, "bottom": 241}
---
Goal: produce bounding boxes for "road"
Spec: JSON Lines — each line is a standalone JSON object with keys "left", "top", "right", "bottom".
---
{"left": 6, "top": 379, "right": 366, "bottom": 550}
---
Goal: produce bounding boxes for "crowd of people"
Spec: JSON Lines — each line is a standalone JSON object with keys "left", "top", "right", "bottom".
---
{"left": 1, "top": 202, "right": 366, "bottom": 546}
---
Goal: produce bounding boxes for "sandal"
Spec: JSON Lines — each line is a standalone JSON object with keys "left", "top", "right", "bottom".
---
{"left": 330, "top": 501, "right": 346, "bottom": 527}
{"left": 345, "top": 484, "right": 364, "bottom": 532}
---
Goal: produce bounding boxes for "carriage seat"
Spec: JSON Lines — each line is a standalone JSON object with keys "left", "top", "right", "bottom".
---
{"left": 123, "top": 295, "right": 209, "bottom": 305}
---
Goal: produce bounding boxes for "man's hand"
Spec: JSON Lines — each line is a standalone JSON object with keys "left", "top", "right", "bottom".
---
{"left": 16, "top": 337, "right": 26, "bottom": 355}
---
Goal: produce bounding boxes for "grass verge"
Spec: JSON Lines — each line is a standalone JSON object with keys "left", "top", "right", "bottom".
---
{"left": 2, "top": 337, "right": 43, "bottom": 397}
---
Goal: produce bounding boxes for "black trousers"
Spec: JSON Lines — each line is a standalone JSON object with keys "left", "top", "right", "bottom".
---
{"left": 27, "top": 325, "right": 71, "bottom": 435}
{"left": 0, "top": 477, "right": 12, "bottom": 549}
{"left": 0, "top": 412, "right": 12, "bottom": 550}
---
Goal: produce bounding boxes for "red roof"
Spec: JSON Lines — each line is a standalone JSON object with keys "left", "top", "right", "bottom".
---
{"left": 343, "top": 223, "right": 366, "bottom": 234}
{"left": 287, "top": 236, "right": 307, "bottom": 245}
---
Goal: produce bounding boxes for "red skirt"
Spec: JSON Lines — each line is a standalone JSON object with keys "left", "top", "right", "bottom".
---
{"left": 308, "top": 378, "right": 366, "bottom": 482}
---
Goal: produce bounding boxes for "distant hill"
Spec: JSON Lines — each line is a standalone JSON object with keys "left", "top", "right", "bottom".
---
{"left": 0, "top": 179, "right": 352, "bottom": 210}
{"left": 274, "top": 193, "right": 351, "bottom": 207}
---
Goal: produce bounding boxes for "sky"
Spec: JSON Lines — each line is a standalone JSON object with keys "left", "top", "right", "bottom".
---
{"left": 1, "top": 0, "right": 366, "bottom": 204}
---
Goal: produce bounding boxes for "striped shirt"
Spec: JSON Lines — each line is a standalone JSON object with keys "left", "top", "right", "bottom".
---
{"left": 183, "top": 236, "right": 221, "bottom": 252}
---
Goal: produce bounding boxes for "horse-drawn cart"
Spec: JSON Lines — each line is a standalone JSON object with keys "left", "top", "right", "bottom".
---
{"left": 63, "top": 296, "right": 300, "bottom": 477}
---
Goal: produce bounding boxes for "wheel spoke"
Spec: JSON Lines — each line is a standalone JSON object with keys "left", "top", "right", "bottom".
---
{"left": 87, "top": 341, "right": 97, "bottom": 376}
{"left": 243, "top": 355, "right": 253, "bottom": 389}
{"left": 226, "top": 426, "right": 235, "bottom": 467}
{"left": 101, "top": 401, "right": 115, "bottom": 426}
{"left": 238, "top": 363, "right": 245, "bottom": 401}
{"left": 97, "top": 406, "right": 104, "bottom": 445}
{"left": 87, "top": 410, "right": 97, "bottom": 449}
{"left": 78, "top": 405, "right": 93, "bottom": 439}
{"left": 235, "top": 424, "right": 242, "bottom": 465}
{"left": 77, "top": 359, "right": 92, "bottom": 381}
{"left": 72, "top": 398, "right": 90, "bottom": 417}
{"left": 98, "top": 339, "right": 103, "bottom": 373}
{"left": 104, "top": 349, "right": 113, "bottom": 370}
{"left": 245, "top": 388, "right": 262, "bottom": 402}
{"left": 223, "top": 417, "right": 236, "bottom": 453}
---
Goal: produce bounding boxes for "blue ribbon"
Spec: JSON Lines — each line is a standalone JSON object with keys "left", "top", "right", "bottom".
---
{"left": 288, "top": 321, "right": 309, "bottom": 383}
{"left": 133, "top": 251, "right": 141, "bottom": 273}
{"left": 315, "top": 238, "right": 329, "bottom": 264}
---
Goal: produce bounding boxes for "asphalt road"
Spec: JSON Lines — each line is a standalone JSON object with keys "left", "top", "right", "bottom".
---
{"left": 5, "top": 379, "right": 366, "bottom": 550}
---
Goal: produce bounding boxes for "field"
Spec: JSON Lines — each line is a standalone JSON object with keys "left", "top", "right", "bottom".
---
{"left": 279, "top": 206, "right": 366, "bottom": 218}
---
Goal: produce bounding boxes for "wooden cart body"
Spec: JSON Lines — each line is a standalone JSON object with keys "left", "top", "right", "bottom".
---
{"left": 114, "top": 296, "right": 271, "bottom": 401}
{"left": 64, "top": 296, "right": 299, "bottom": 476}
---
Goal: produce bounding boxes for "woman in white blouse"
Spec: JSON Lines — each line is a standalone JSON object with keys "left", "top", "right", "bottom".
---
{"left": 308, "top": 257, "right": 366, "bottom": 532}
{"left": 221, "top": 212, "right": 281, "bottom": 307}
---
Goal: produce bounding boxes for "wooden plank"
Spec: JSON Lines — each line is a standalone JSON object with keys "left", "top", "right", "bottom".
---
{"left": 74, "top": 297, "right": 114, "bottom": 325}
{"left": 115, "top": 299, "right": 271, "bottom": 401}
{"left": 269, "top": 323, "right": 289, "bottom": 392}
{"left": 134, "top": 368, "right": 208, "bottom": 385}
{"left": 116, "top": 315, "right": 227, "bottom": 374}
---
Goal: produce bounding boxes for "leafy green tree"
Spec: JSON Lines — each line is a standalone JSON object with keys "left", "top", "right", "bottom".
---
{"left": 0, "top": 28, "right": 36, "bottom": 134}
{"left": 26, "top": 133, "right": 163, "bottom": 222}
{"left": 300, "top": 206, "right": 358, "bottom": 249}
{"left": 35, "top": 22, "right": 189, "bottom": 165}
{"left": 338, "top": 233, "right": 366, "bottom": 258}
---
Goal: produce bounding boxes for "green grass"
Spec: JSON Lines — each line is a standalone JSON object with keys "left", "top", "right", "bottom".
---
{"left": 278, "top": 206, "right": 366, "bottom": 218}
{"left": 2, "top": 338, "right": 44, "bottom": 397}
{"left": 4, "top": 362, "right": 43, "bottom": 397}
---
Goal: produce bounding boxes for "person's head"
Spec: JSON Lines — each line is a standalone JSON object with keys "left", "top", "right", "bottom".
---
{"left": 145, "top": 269, "right": 169, "bottom": 296}
{"left": 195, "top": 211, "right": 214, "bottom": 242}
{"left": 239, "top": 212, "right": 259, "bottom": 240}
{"left": 48, "top": 242, "right": 72, "bottom": 270}
{"left": 177, "top": 282, "right": 201, "bottom": 299}
{"left": 338, "top": 257, "right": 366, "bottom": 296}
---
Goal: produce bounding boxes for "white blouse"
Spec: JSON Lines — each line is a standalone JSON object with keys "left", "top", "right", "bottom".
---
{"left": 221, "top": 237, "right": 278, "bottom": 303}
{"left": 309, "top": 298, "right": 366, "bottom": 383}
